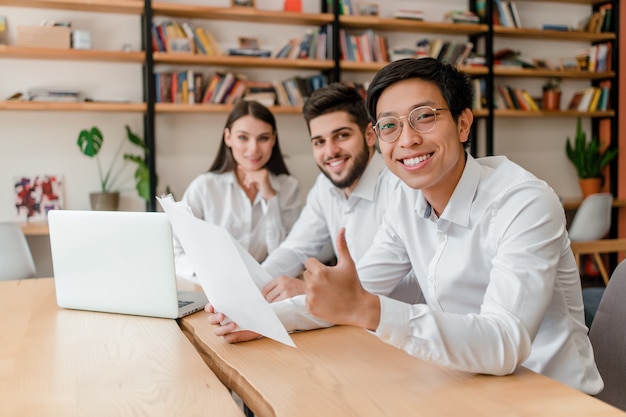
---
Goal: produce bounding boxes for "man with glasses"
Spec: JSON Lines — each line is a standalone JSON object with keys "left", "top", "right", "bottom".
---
{"left": 208, "top": 58, "right": 602, "bottom": 395}
{"left": 258, "top": 82, "right": 419, "bottom": 304}
{"left": 300, "top": 58, "right": 602, "bottom": 394}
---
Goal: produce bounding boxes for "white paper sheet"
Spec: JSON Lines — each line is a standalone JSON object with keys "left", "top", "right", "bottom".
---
{"left": 157, "top": 194, "right": 295, "bottom": 347}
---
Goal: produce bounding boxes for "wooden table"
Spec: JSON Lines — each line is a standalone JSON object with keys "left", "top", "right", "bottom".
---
{"left": 0, "top": 278, "right": 244, "bottom": 417}
{"left": 181, "top": 310, "right": 626, "bottom": 417}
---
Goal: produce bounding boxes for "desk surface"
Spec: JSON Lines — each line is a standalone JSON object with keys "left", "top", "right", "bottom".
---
{"left": 181, "top": 310, "right": 625, "bottom": 417}
{"left": 0, "top": 278, "right": 244, "bottom": 417}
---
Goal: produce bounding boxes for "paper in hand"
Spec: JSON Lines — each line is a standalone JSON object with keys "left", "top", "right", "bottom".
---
{"left": 157, "top": 194, "right": 295, "bottom": 347}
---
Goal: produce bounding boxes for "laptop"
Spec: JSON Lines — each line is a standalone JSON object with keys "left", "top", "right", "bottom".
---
{"left": 48, "top": 210, "right": 208, "bottom": 319}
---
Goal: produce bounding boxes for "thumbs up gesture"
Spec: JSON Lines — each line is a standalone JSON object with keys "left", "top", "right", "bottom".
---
{"left": 303, "top": 228, "right": 381, "bottom": 330}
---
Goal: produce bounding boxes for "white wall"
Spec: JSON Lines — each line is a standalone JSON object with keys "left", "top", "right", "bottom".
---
{"left": 0, "top": 0, "right": 593, "bottom": 224}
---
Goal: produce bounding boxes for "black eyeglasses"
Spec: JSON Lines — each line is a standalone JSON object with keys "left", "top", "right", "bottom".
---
{"left": 373, "top": 106, "right": 449, "bottom": 143}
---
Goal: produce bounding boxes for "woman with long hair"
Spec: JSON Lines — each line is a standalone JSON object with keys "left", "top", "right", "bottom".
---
{"left": 174, "top": 100, "right": 302, "bottom": 280}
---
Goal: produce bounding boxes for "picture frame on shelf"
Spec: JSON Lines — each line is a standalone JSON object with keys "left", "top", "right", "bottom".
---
{"left": 532, "top": 58, "right": 552, "bottom": 70}
{"left": 559, "top": 57, "right": 580, "bottom": 71}
{"left": 356, "top": 2, "right": 379, "bottom": 16}
{"left": 231, "top": 0, "right": 255, "bottom": 7}
{"left": 169, "top": 37, "right": 194, "bottom": 53}
{"left": 238, "top": 36, "right": 260, "bottom": 49}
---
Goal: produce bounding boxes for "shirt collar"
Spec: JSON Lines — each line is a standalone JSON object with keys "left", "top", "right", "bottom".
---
{"left": 223, "top": 171, "right": 238, "bottom": 185}
{"left": 414, "top": 152, "right": 479, "bottom": 227}
{"left": 350, "top": 152, "right": 386, "bottom": 201}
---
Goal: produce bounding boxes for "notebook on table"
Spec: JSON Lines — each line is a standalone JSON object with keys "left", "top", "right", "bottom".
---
{"left": 48, "top": 209, "right": 208, "bottom": 319}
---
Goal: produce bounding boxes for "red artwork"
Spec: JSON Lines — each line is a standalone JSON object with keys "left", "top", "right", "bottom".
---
{"left": 14, "top": 175, "right": 64, "bottom": 222}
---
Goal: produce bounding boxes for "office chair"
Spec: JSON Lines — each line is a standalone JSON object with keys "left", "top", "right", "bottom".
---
{"left": 588, "top": 259, "right": 626, "bottom": 411}
{"left": 0, "top": 222, "right": 37, "bottom": 281}
{"left": 568, "top": 193, "right": 613, "bottom": 285}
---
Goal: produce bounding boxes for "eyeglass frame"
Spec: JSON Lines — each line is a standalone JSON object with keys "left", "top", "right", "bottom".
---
{"left": 373, "top": 106, "right": 450, "bottom": 143}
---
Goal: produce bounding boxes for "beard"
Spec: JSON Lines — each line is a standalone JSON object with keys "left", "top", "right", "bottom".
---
{"left": 318, "top": 142, "right": 371, "bottom": 190}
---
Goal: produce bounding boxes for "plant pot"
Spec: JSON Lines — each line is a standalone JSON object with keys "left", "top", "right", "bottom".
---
{"left": 579, "top": 178, "right": 602, "bottom": 198}
{"left": 542, "top": 90, "right": 561, "bottom": 111}
{"left": 89, "top": 192, "right": 119, "bottom": 211}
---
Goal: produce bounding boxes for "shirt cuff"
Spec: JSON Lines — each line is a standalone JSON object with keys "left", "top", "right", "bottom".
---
{"left": 271, "top": 295, "right": 333, "bottom": 332}
{"left": 375, "top": 295, "right": 412, "bottom": 348}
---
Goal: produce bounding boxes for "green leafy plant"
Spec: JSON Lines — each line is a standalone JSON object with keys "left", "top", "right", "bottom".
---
{"left": 77, "top": 125, "right": 152, "bottom": 201}
{"left": 565, "top": 117, "right": 617, "bottom": 180}
{"left": 543, "top": 77, "right": 561, "bottom": 92}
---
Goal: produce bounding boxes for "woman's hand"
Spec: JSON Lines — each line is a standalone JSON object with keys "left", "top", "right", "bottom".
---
{"left": 239, "top": 166, "right": 276, "bottom": 201}
{"left": 205, "top": 304, "right": 261, "bottom": 343}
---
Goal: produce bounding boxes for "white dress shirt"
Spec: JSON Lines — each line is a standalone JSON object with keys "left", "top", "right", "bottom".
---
{"left": 366, "top": 154, "right": 602, "bottom": 394}
{"left": 174, "top": 171, "right": 301, "bottom": 279}
{"left": 274, "top": 154, "right": 603, "bottom": 395}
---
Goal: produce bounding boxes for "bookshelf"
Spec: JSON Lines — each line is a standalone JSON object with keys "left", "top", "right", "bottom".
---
{"left": 0, "top": 0, "right": 149, "bottom": 215}
{"left": 335, "top": 14, "right": 489, "bottom": 76}
{"left": 149, "top": 3, "right": 335, "bottom": 112}
{"left": 0, "top": 0, "right": 620, "bottom": 219}
{"left": 483, "top": 0, "right": 618, "bottom": 207}
{"left": 0, "top": 42, "right": 146, "bottom": 116}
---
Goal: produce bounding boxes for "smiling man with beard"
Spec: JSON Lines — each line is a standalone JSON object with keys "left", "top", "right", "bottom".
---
{"left": 259, "top": 83, "right": 419, "bottom": 305}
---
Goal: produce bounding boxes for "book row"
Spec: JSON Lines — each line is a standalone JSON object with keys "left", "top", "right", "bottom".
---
{"left": 567, "top": 85, "right": 611, "bottom": 112}
{"left": 493, "top": 0, "right": 613, "bottom": 33}
{"left": 152, "top": 20, "right": 221, "bottom": 55}
{"left": 154, "top": 71, "right": 328, "bottom": 107}
{"left": 390, "top": 39, "right": 475, "bottom": 68}
{"left": 271, "top": 25, "right": 332, "bottom": 60}
{"left": 332, "top": 0, "right": 479, "bottom": 24}
{"left": 472, "top": 78, "right": 612, "bottom": 112}
{"left": 339, "top": 29, "right": 389, "bottom": 63}
{"left": 492, "top": 0, "right": 521, "bottom": 28}
{"left": 492, "top": 43, "right": 611, "bottom": 73}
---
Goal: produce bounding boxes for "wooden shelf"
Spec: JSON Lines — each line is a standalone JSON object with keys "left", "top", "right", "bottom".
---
{"left": 562, "top": 198, "right": 626, "bottom": 211}
{"left": 153, "top": 52, "right": 334, "bottom": 70}
{"left": 339, "top": 15, "right": 488, "bottom": 35}
{"left": 20, "top": 222, "right": 49, "bottom": 236}
{"left": 152, "top": 3, "right": 333, "bottom": 25}
{"left": 341, "top": 61, "right": 489, "bottom": 76}
{"left": 0, "top": 0, "right": 143, "bottom": 14}
{"left": 493, "top": 67, "right": 614, "bottom": 80}
{"left": 156, "top": 103, "right": 303, "bottom": 114}
{"left": 512, "top": 0, "right": 611, "bottom": 5}
{"left": 493, "top": 26, "right": 615, "bottom": 42}
{"left": 0, "top": 45, "right": 145, "bottom": 63}
{"left": 493, "top": 109, "right": 615, "bottom": 117}
{"left": 0, "top": 101, "right": 146, "bottom": 112}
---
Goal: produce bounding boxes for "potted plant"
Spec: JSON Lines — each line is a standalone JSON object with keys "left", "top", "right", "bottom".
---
{"left": 565, "top": 117, "right": 618, "bottom": 197}
{"left": 542, "top": 77, "right": 561, "bottom": 111}
{"left": 77, "top": 125, "right": 151, "bottom": 210}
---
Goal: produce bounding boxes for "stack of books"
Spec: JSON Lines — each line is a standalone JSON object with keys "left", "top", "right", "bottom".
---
{"left": 27, "top": 88, "right": 81, "bottom": 102}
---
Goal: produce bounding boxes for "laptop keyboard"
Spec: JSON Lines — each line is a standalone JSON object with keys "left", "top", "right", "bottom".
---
{"left": 178, "top": 300, "right": 193, "bottom": 308}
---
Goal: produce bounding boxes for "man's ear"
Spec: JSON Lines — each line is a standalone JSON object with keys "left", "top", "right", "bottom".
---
{"left": 365, "top": 123, "right": 377, "bottom": 147}
{"left": 457, "top": 108, "right": 473, "bottom": 144}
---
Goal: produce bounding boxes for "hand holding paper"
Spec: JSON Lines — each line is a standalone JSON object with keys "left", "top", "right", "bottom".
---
{"left": 157, "top": 194, "right": 295, "bottom": 347}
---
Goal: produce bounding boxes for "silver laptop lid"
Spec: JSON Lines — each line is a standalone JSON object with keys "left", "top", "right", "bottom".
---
{"left": 49, "top": 210, "right": 184, "bottom": 318}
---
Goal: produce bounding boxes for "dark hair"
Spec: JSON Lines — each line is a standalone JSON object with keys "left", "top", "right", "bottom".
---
{"left": 209, "top": 100, "right": 290, "bottom": 175}
{"left": 303, "top": 83, "right": 370, "bottom": 135}
{"left": 366, "top": 58, "right": 473, "bottom": 148}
